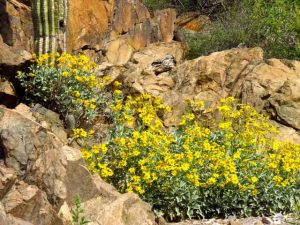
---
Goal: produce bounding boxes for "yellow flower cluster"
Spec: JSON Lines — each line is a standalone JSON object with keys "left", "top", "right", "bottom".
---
{"left": 73, "top": 128, "right": 94, "bottom": 139}
{"left": 34, "top": 52, "right": 107, "bottom": 89}
{"left": 80, "top": 95, "right": 300, "bottom": 214}
{"left": 110, "top": 93, "right": 170, "bottom": 129}
{"left": 34, "top": 52, "right": 96, "bottom": 70}
{"left": 31, "top": 53, "right": 112, "bottom": 125}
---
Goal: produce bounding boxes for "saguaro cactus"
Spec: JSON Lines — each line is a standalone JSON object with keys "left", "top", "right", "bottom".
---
{"left": 31, "top": 0, "right": 68, "bottom": 55}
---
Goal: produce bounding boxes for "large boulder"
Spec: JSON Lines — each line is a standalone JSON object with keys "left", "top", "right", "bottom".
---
{"left": 67, "top": 0, "right": 110, "bottom": 52}
{"left": 0, "top": 105, "right": 157, "bottom": 225}
{"left": 83, "top": 193, "right": 156, "bottom": 225}
{"left": 121, "top": 42, "right": 185, "bottom": 95}
{"left": 0, "top": 0, "right": 33, "bottom": 52}
{"left": 0, "top": 0, "right": 177, "bottom": 72}
{"left": 68, "top": 0, "right": 177, "bottom": 65}
{"left": 171, "top": 47, "right": 264, "bottom": 102}
{"left": 128, "top": 47, "right": 300, "bottom": 143}
{"left": 2, "top": 182, "right": 61, "bottom": 225}
{"left": 232, "top": 59, "right": 300, "bottom": 131}
{"left": 0, "top": 0, "right": 33, "bottom": 78}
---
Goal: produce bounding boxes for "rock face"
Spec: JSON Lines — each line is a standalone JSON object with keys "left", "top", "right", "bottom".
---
{"left": 176, "top": 12, "right": 210, "bottom": 32}
{"left": 106, "top": 46, "right": 300, "bottom": 143}
{"left": 0, "top": 105, "right": 157, "bottom": 225}
{"left": 121, "top": 42, "right": 185, "bottom": 95}
{"left": 68, "top": 0, "right": 177, "bottom": 65}
{"left": 0, "top": 0, "right": 33, "bottom": 53}
{"left": 67, "top": 0, "right": 110, "bottom": 52}
{"left": 0, "top": 0, "right": 33, "bottom": 78}
{"left": 169, "top": 48, "right": 300, "bottom": 142}
{"left": 0, "top": 0, "right": 178, "bottom": 80}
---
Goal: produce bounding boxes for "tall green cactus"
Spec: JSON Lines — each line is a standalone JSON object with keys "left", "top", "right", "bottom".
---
{"left": 31, "top": 0, "right": 68, "bottom": 56}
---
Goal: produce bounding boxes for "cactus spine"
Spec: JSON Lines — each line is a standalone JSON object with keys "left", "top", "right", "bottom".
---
{"left": 31, "top": 0, "right": 68, "bottom": 56}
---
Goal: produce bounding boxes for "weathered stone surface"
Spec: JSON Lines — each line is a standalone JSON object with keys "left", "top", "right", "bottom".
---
{"left": 0, "top": 105, "right": 158, "bottom": 225}
{"left": 108, "top": 42, "right": 185, "bottom": 97}
{"left": 13, "top": 103, "right": 36, "bottom": 121}
{"left": 234, "top": 59, "right": 300, "bottom": 131}
{"left": 128, "top": 21, "right": 153, "bottom": 50}
{"left": 62, "top": 145, "right": 100, "bottom": 203}
{"left": 66, "top": 0, "right": 177, "bottom": 64}
{"left": 31, "top": 104, "right": 68, "bottom": 144}
{"left": 0, "top": 37, "right": 32, "bottom": 67}
{"left": 0, "top": 0, "right": 33, "bottom": 78}
{"left": 171, "top": 47, "right": 264, "bottom": 99}
{"left": 2, "top": 182, "right": 61, "bottom": 225}
{"left": 113, "top": 0, "right": 136, "bottom": 34}
{"left": 7, "top": 215, "right": 36, "bottom": 225}
{"left": 83, "top": 193, "right": 156, "bottom": 225}
{"left": 132, "top": 42, "right": 185, "bottom": 69}
{"left": 150, "top": 55, "right": 177, "bottom": 75}
{"left": 154, "top": 9, "right": 176, "bottom": 42}
{"left": 67, "top": 0, "right": 109, "bottom": 51}
{"left": 106, "top": 38, "right": 135, "bottom": 65}
{"left": 275, "top": 122, "right": 300, "bottom": 144}
{"left": 0, "top": 162, "right": 16, "bottom": 199}
{"left": 0, "top": 108, "right": 67, "bottom": 204}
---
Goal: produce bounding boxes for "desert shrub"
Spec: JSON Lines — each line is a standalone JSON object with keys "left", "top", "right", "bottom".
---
{"left": 143, "top": 0, "right": 236, "bottom": 14}
{"left": 250, "top": 0, "right": 300, "bottom": 59}
{"left": 71, "top": 195, "right": 89, "bottom": 225}
{"left": 17, "top": 53, "right": 111, "bottom": 127}
{"left": 143, "top": 0, "right": 171, "bottom": 12}
{"left": 185, "top": 3, "right": 251, "bottom": 59}
{"left": 186, "top": 0, "right": 300, "bottom": 60}
{"left": 79, "top": 93, "right": 300, "bottom": 221}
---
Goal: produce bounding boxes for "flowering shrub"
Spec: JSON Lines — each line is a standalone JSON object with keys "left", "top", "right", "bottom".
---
{"left": 17, "top": 53, "right": 111, "bottom": 126}
{"left": 79, "top": 93, "right": 300, "bottom": 221}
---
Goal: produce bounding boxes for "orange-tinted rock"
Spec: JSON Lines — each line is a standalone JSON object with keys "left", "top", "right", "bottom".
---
{"left": 2, "top": 182, "right": 62, "bottom": 225}
{"left": 0, "top": 104, "right": 158, "bottom": 225}
{"left": 154, "top": 9, "right": 176, "bottom": 42}
{"left": 113, "top": 0, "right": 134, "bottom": 34}
{"left": 106, "top": 38, "right": 134, "bottom": 65}
{"left": 176, "top": 12, "right": 210, "bottom": 32}
{"left": 128, "top": 21, "right": 152, "bottom": 49}
{"left": 67, "top": 0, "right": 110, "bottom": 51}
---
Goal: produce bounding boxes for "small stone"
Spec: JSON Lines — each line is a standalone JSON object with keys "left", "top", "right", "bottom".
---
{"left": 149, "top": 55, "right": 176, "bottom": 75}
{"left": 65, "top": 114, "right": 76, "bottom": 131}
{"left": 272, "top": 214, "right": 285, "bottom": 224}
{"left": 261, "top": 217, "right": 272, "bottom": 224}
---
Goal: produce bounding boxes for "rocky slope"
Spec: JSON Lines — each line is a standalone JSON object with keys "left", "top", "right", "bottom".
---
{"left": 104, "top": 45, "right": 300, "bottom": 143}
{"left": 0, "top": 104, "right": 157, "bottom": 225}
{"left": 1, "top": 0, "right": 300, "bottom": 224}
